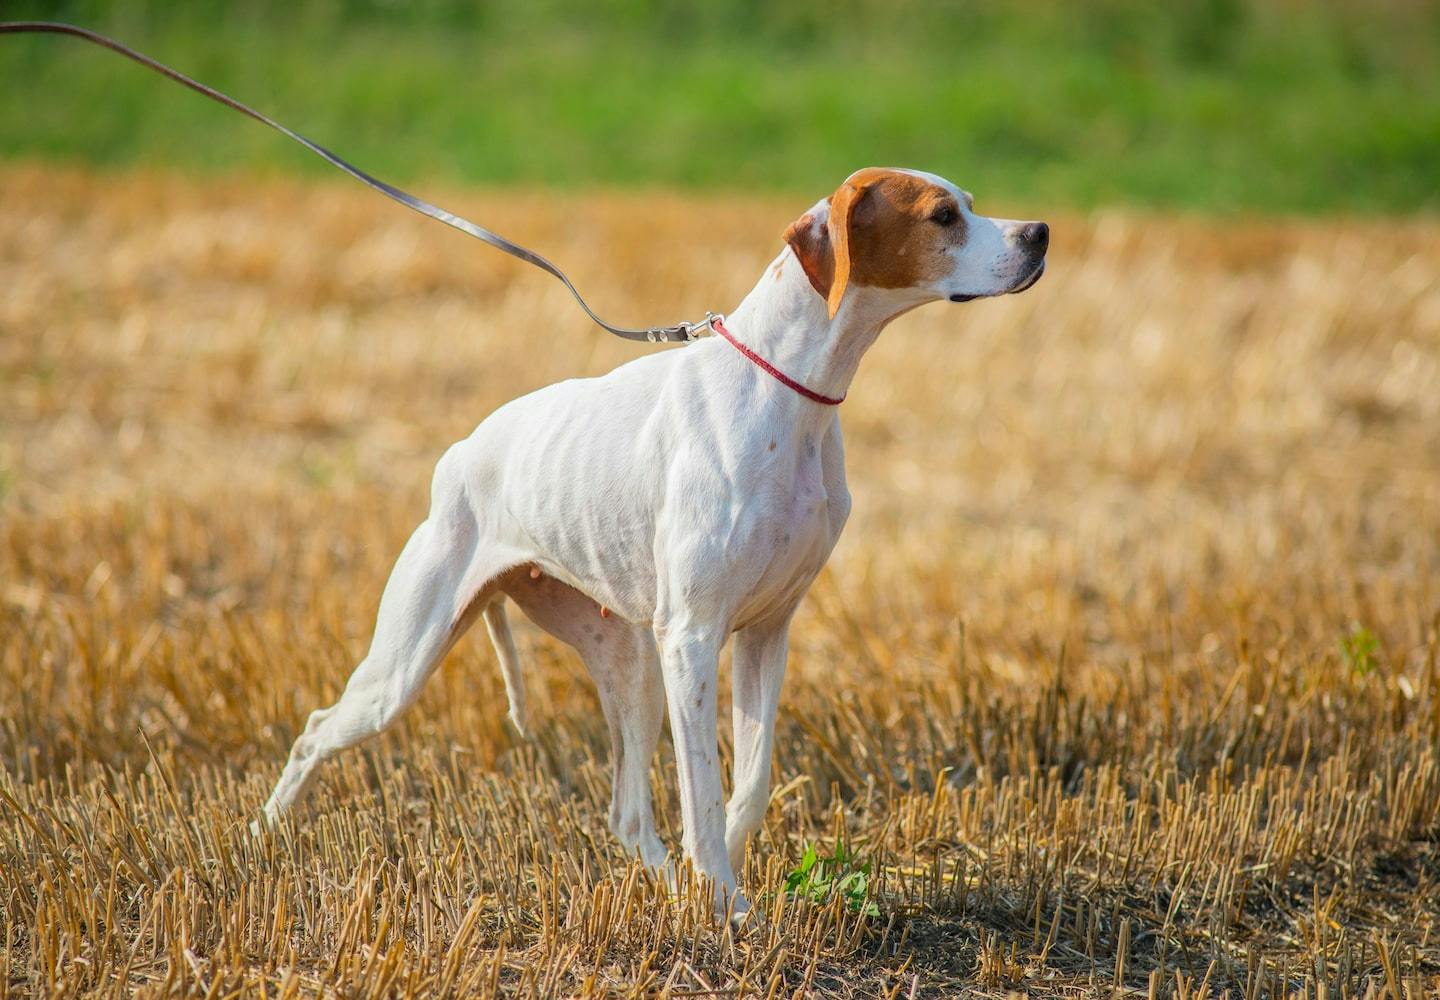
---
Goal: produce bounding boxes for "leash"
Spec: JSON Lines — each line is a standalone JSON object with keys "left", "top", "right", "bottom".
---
{"left": 0, "top": 21, "right": 719, "bottom": 344}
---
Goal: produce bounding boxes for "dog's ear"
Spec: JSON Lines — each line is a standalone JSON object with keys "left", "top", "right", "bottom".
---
{"left": 784, "top": 179, "right": 875, "bottom": 318}
{"left": 824, "top": 179, "right": 873, "bottom": 319}
{"left": 782, "top": 208, "right": 835, "bottom": 306}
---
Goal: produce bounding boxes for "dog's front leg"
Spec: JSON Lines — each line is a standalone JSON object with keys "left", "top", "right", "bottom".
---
{"left": 653, "top": 620, "right": 745, "bottom": 916}
{"left": 725, "top": 615, "right": 792, "bottom": 875}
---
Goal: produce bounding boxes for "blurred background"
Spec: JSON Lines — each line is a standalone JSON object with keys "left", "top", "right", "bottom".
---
{"left": 4, "top": 4, "right": 1440, "bottom": 996}
{"left": 2, "top": 0, "right": 1438, "bottom": 211}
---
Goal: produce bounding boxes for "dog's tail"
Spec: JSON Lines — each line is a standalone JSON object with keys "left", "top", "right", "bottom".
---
{"left": 481, "top": 600, "right": 527, "bottom": 738}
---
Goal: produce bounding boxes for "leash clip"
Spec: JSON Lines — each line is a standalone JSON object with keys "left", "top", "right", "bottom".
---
{"left": 646, "top": 313, "right": 724, "bottom": 344}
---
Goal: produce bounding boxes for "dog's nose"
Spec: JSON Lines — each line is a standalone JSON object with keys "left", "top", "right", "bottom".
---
{"left": 1018, "top": 221, "right": 1049, "bottom": 255}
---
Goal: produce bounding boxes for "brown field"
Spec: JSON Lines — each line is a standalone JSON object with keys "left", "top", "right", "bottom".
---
{"left": 2, "top": 166, "right": 1439, "bottom": 998}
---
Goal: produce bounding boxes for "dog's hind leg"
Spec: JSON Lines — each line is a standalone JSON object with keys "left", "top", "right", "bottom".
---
{"left": 260, "top": 449, "right": 508, "bottom": 823}
{"left": 595, "top": 635, "right": 668, "bottom": 869}
{"left": 504, "top": 574, "right": 669, "bottom": 869}
{"left": 481, "top": 600, "right": 526, "bottom": 737}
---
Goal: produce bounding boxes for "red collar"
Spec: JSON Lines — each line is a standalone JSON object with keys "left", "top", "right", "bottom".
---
{"left": 710, "top": 317, "right": 846, "bottom": 406}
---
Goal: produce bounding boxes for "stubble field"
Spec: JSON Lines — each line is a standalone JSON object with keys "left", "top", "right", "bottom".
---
{"left": 2, "top": 166, "right": 1439, "bottom": 997}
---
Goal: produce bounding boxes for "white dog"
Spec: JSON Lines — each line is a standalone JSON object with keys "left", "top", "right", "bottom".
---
{"left": 259, "top": 167, "right": 1048, "bottom": 916}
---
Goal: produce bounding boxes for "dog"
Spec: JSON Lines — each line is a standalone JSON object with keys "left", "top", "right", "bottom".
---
{"left": 258, "top": 167, "right": 1048, "bottom": 918}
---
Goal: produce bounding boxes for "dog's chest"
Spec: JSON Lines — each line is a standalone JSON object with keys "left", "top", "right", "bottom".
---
{"left": 733, "top": 436, "right": 835, "bottom": 618}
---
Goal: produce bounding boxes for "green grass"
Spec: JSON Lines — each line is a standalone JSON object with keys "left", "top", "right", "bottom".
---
{"left": 781, "top": 842, "right": 880, "bottom": 918}
{"left": 2, "top": 0, "right": 1438, "bottom": 212}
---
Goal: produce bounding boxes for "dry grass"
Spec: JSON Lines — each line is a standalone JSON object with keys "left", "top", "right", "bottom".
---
{"left": 2, "top": 165, "right": 1439, "bottom": 998}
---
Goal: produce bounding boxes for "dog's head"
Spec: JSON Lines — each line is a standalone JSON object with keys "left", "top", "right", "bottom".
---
{"left": 783, "top": 168, "right": 1047, "bottom": 319}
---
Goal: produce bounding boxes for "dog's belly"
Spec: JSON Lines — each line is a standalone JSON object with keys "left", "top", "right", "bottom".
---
{"left": 498, "top": 454, "right": 661, "bottom": 624}
{"left": 450, "top": 380, "right": 664, "bottom": 625}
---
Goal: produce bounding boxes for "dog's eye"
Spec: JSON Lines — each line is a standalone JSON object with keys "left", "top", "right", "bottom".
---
{"left": 931, "top": 207, "right": 956, "bottom": 226}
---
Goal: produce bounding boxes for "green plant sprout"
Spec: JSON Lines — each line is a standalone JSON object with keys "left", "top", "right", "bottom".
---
{"left": 1340, "top": 624, "right": 1380, "bottom": 677}
{"left": 781, "top": 842, "right": 880, "bottom": 918}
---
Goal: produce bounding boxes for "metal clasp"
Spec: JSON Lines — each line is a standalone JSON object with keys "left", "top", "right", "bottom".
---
{"left": 645, "top": 313, "right": 723, "bottom": 343}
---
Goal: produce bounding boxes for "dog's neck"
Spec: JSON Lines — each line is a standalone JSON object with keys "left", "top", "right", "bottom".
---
{"left": 721, "top": 248, "right": 920, "bottom": 414}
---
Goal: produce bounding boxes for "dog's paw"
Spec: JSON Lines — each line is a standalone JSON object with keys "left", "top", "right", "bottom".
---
{"left": 506, "top": 709, "right": 528, "bottom": 740}
{"left": 724, "top": 888, "right": 759, "bottom": 929}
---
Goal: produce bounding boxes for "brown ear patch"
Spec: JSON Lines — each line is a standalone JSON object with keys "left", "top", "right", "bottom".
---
{"left": 783, "top": 211, "right": 836, "bottom": 302}
{"left": 829, "top": 169, "right": 965, "bottom": 304}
